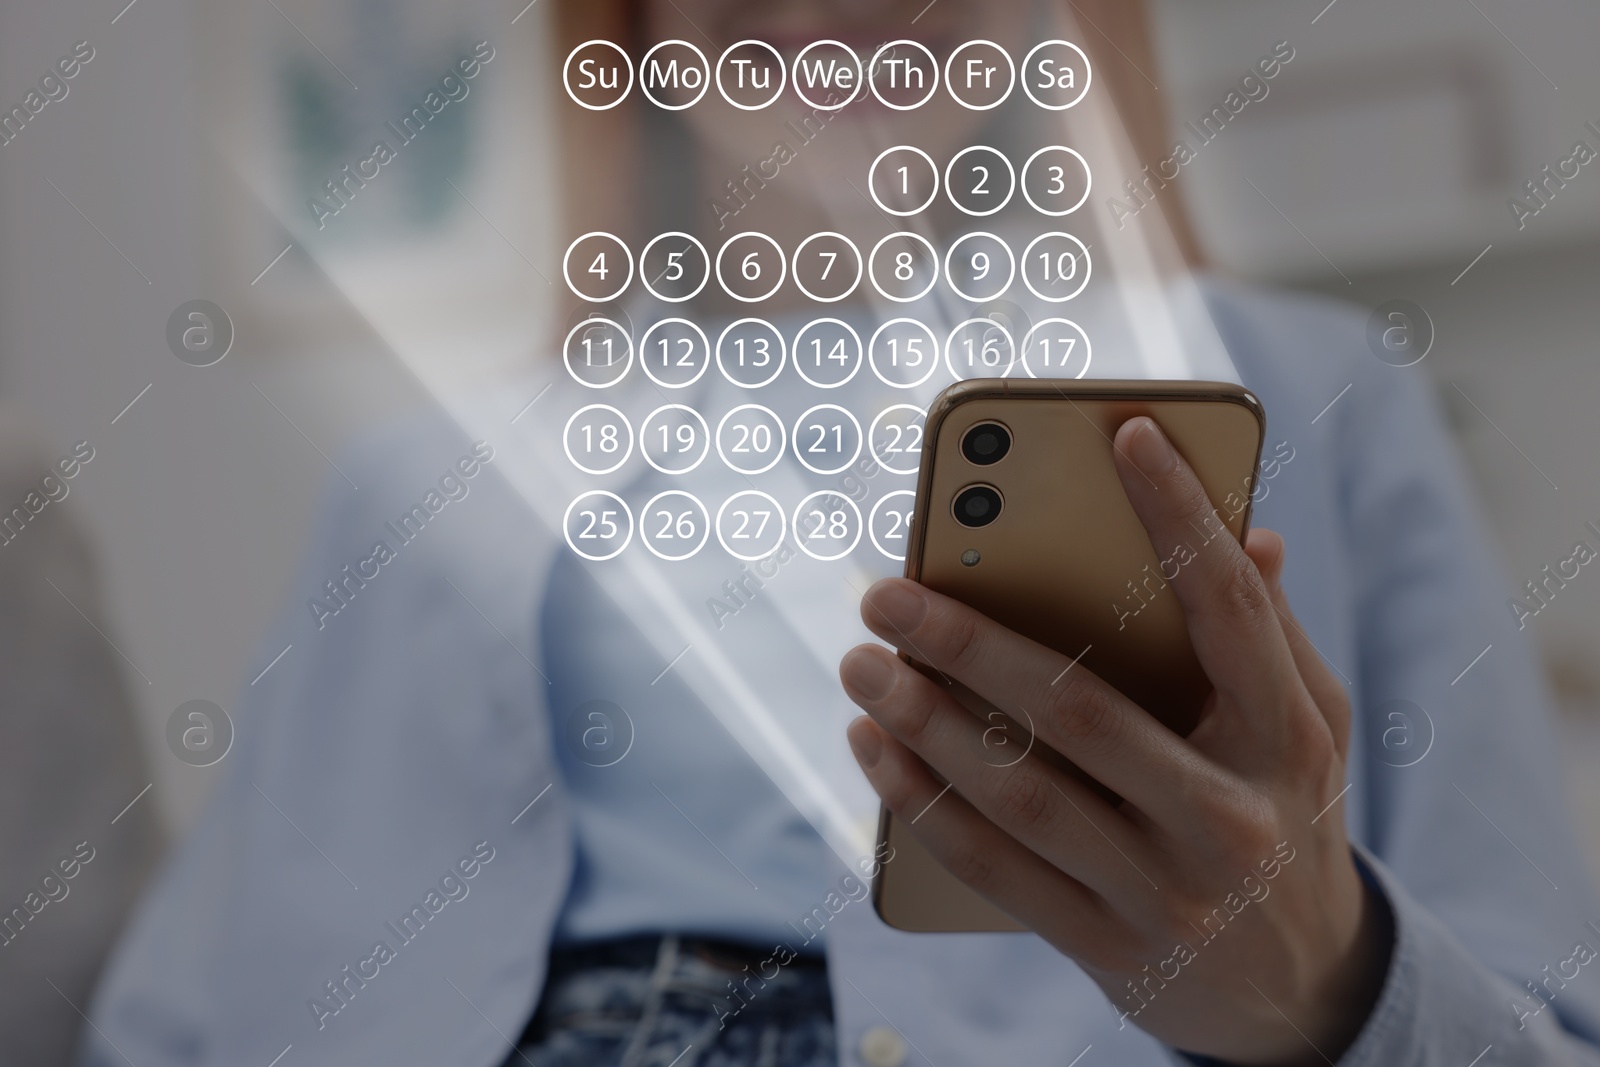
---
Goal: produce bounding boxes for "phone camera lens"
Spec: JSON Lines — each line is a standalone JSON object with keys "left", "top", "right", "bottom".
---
{"left": 953, "top": 485, "right": 1003, "bottom": 528}
{"left": 961, "top": 422, "right": 1011, "bottom": 465}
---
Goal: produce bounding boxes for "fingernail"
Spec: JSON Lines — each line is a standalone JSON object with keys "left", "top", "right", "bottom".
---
{"left": 842, "top": 647, "right": 897, "bottom": 702}
{"left": 868, "top": 581, "right": 927, "bottom": 633}
{"left": 848, "top": 719, "right": 883, "bottom": 769}
{"left": 1128, "top": 418, "right": 1177, "bottom": 477}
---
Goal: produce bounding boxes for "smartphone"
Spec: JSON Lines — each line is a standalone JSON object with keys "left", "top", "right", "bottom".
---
{"left": 872, "top": 379, "right": 1266, "bottom": 933}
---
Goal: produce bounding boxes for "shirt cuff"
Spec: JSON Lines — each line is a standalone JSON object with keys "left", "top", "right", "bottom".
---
{"left": 1177, "top": 844, "right": 1600, "bottom": 1066}
{"left": 1333, "top": 844, "right": 1600, "bottom": 1066}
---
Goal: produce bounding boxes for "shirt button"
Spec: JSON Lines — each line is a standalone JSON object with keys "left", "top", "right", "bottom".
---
{"left": 858, "top": 1024, "right": 908, "bottom": 1067}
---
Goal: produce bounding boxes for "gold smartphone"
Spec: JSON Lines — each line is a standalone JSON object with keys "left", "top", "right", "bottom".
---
{"left": 872, "top": 379, "right": 1266, "bottom": 932}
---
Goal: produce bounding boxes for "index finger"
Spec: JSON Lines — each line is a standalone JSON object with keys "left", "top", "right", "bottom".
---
{"left": 858, "top": 577, "right": 1224, "bottom": 825}
{"left": 1111, "top": 416, "right": 1301, "bottom": 714}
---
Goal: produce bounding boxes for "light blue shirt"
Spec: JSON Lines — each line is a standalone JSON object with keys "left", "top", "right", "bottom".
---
{"left": 82, "top": 278, "right": 1600, "bottom": 1066}
{"left": 543, "top": 546, "right": 830, "bottom": 948}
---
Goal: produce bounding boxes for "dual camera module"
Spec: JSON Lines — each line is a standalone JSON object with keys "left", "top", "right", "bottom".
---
{"left": 954, "top": 422, "right": 1009, "bottom": 529}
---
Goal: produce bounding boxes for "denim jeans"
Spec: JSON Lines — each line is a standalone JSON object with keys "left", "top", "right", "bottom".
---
{"left": 507, "top": 934, "right": 836, "bottom": 1067}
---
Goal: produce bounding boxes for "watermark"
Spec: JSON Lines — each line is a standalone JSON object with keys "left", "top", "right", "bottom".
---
{"left": 1376, "top": 698, "right": 1434, "bottom": 768}
{"left": 0, "top": 841, "right": 96, "bottom": 949}
{"left": 0, "top": 440, "right": 94, "bottom": 548}
{"left": 1513, "top": 918, "right": 1600, "bottom": 1030}
{"left": 307, "top": 840, "right": 496, "bottom": 1031}
{"left": 0, "top": 40, "right": 95, "bottom": 147}
{"left": 1112, "top": 841, "right": 1298, "bottom": 1029}
{"left": 704, "top": 451, "right": 888, "bottom": 630}
{"left": 1508, "top": 120, "right": 1600, "bottom": 231}
{"left": 1107, "top": 41, "right": 1295, "bottom": 230}
{"left": 707, "top": 41, "right": 903, "bottom": 231}
{"left": 167, "top": 300, "right": 234, "bottom": 366}
{"left": 1113, "top": 439, "right": 1296, "bottom": 630}
{"left": 1365, "top": 300, "right": 1433, "bottom": 368}
{"left": 708, "top": 89, "right": 845, "bottom": 231}
{"left": 308, "top": 43, "right": 496, "bottom": 230}
{"left": 712, "top": 841, "right": 895, "bottom": 1029}
{"left": 308, "top": 442, "right": 495, "bottom": 630}
{"left": 165, "top": 700, "right": 234, "bottom": 768}
{"left": 1508, "top": 519, "right": 1600, "bottom": 631}
{"left": 562, "top": 699, "right": 635, "bottom": 767}
{"left": 705, "top": 535, "right": 804, "bottom": 629}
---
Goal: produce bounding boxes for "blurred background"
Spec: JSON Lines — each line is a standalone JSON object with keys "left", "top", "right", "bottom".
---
{"left": 1, "top": 0, "right": 1597, "bottom": 1059}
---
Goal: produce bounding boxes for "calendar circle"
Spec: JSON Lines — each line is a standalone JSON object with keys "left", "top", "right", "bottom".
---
{"left": 792, "top": 232, "right": 862, "bottom": 303}
{"left": 943, "top": 40, "right": 1015, "bottom": 110}
{"left": 563, "top": 40, "right": 634, "bottom": 111}
{"left": 716, "top": 491, "right": 788, "bottom": 561}
{"left": 564, "top": 491, "right": 634, "bottom": 561}
{"left": 869, "top": 318, "right": 940, "bottom": 389}
{"left": 1021, "top": 146, "right": 1092, "bottom": 217}
{"left": 868, "top": 404, "right": 927, "bottom": 476}
{"left": 640, "top": 318, "right": 711, "bottom": 389}
{"left": 791, "top": 404, "right": 862, "bottom": 476}
{"left": 869, "top": 490, "right": 918, "bottom": 561}
{"left": 639, "top": 40, "right": 711, "bottom": 110}
{"left": 1021, "top": 40, "right": 1091, "bottom": 110}
{"left": 868, "top": 40, "right": 939, "bottom": 110}
{"left": 1021, "top": 318, "right": 1092, "bottom": 378}
{"left": 640, "top": 404, "right": 711, "bottom": 475}
{"left": 715, "top": 404, "right": 787, "bottom": 475}
{"left": 717, "top": 40, "right": 787, "bottom": 110}
{"left": 792, "top": 40, "right": 862, "bottom": 110}
{"left": 943, "top": 146, "right": 1015, "bottom": 217}
{"left": 563, "top": 232, "right": 634, "bottom": 303}
{"left": 793, "top": 491, "right": 863, "bottom": 561}
{"left": 944, "top": 318, "right": 1017, "bottom": 380}
{"left": 563, "top": 316, "right": 633, "bottom": 389}
{"left": 868, "top": 231, "right": 939, "bottom": 303}
{"left": 792, "top": 318, "right": 863, "bottom": 389}
{"left": 640, "top": 231, "right": 711, "bottom": 302}
{"left": 563, "top": 404, "right": 635, "bottom": 475}
{"left": 715, "top": 318, "right": 787, "bottom": 389}
{"left": 715, "top": 231, "right": 786, "bottom": 303}
{"left": 944, "top": 232, "right": 1015, "bottom": 303}
{"left": 640, "top": 490, "right": 711, "bottom": 561}
{"left": 868, "top": 145, "right": 940, "bottom": 217}
{"left": 1021, "top": 232, "right": 1091, "bottom": 302}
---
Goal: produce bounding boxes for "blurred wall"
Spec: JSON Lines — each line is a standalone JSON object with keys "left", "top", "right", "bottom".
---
{"left": 0, "top": 0, "right": 429, "bottom": 835}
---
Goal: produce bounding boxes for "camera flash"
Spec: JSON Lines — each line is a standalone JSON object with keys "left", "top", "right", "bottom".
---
{"left": 960, "top": 549, "right": 981, "bottom": 567}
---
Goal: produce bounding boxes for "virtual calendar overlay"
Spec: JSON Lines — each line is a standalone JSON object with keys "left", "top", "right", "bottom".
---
{"left": 554, "top": 38, "right": 1094, "bottom": 564}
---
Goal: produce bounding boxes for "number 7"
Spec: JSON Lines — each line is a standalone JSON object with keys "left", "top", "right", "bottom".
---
{"left": 819, "top": 251, "right": 837, "bottom": 280}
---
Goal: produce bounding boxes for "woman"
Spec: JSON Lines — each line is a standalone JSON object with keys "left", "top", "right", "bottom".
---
{"left": 84, "top": 1, "right": 1600, "bottom": 1065}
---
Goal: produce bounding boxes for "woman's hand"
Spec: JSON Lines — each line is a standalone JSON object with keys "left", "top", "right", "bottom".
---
{"left": 840, "top": 416, "right": 1390, "bottom": 1066}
